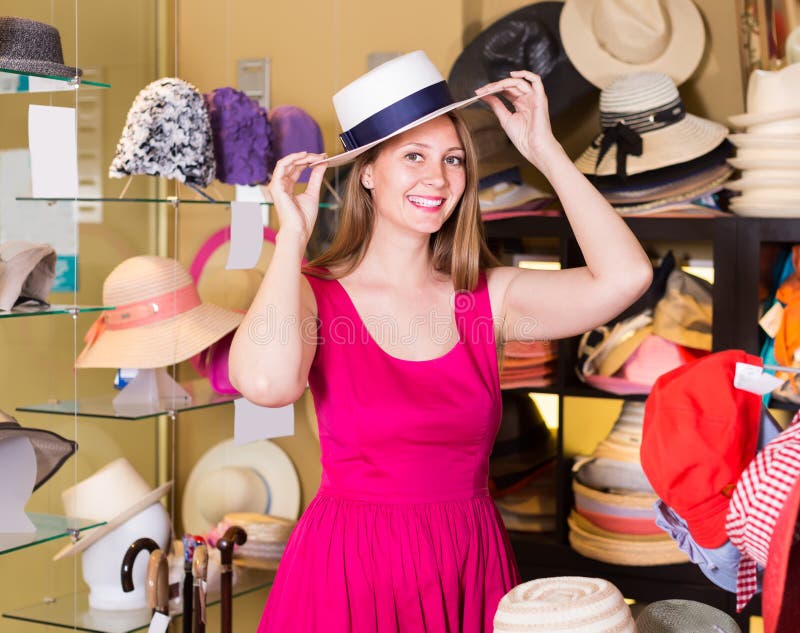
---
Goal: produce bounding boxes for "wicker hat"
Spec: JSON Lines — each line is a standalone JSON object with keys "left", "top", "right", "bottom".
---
{"left": 636, "top": 600, "right": 741, "bottom": 633}
{"left": 109, "top": 78, "right": 216, "bottom": 188}
{"left": 76, "top": 256, "right": 242, "bottom": 369}
{"left": 575, "top": 72, "right": 728, "bottom": 178}
{"left": 0, "top": 17, "right": 82, "bottom": 79}
{"left": 494, "top": 576, "right": 636, "bottom": 632}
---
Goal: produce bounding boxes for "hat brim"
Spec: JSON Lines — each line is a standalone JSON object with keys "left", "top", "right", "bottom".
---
{"left": 559, "top": 0, "right": 705, "bottom": 88}
{"left": 576, "top": 115, "right": 729, "bottom": 177}
{"left": 182, "top": 437, "right": 300, "bottom": 535}
{"left": 52, "top": 481, "right": 172, "bottom": 561}
{"left": 603, "top": 163, "right": 733, "bottom": 206}
{"left": 312, "top": 87, "right": 503, "bottom": 169}
{"left": 763, "top": 474, "right": 800, "bottom": 633}
{"left": 728, "top": 157, "right": 800, "bottom": 171}
{"left": 75, "top": 304, "right": 243, "bottom": 369}
{"left": 729, "top": 108, "right": 800, "bottom": 129}
{"left": 727, "top": 134, "right": 800, "bottom": 150}
{"left": 0, "top": 422, "right": 76, "bottom": 491}
{"left": 0, "top": 58, "right": 82, "bottom": 80}
{"left": 729, "top": 201, "right": 800, "bottom": 218}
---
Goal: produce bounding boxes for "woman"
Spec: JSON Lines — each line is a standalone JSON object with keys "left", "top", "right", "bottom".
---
{"left": 230, "top": 51, "right": 652, "bottom": 632}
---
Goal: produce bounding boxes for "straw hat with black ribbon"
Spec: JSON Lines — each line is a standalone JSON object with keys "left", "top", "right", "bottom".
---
{"left": 76, "top": 255, "right": 242, "bottom": 369}
{"left": 574, "top": 72, "right": 728, "bottom": 179}
{"left": 0, "top": 16, "right": 82, "bottom": 79}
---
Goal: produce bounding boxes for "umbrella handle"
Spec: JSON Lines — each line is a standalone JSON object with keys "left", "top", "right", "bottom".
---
{"left": 217, "top": 527, "right": 247, "bottom": 633}
{"left": 146, "top": 550, "right": 169, "bottom": 614}
{"left": 121, "top": 537, "right": 159, "bottom": 592}
{"left": 192, "top": 545, "right": 208, "bottom": 633}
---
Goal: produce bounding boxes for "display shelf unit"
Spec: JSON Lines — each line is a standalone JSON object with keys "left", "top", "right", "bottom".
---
{"left": 0, "top": 515, "right": 105, "bottom": 557}
{"left": 17, "top": 379, "right": 239, "bottom": 420}
{"left": 0, "top": 305, "right": 111, "bottom": 320}
{"left": 485, "top": 213, "right": 781, "bottom": 631}
{"left": 15, "top": 196, "right": 338, "bottom": 208}
{"left": 3, "top": 568, "right": 275, "bottom": 633}
{"left": 0, "top": 68, "right": 110, "bottom": 93}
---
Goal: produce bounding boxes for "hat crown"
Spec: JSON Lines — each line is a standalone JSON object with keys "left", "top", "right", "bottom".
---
{"left": 745, "top": 64, "right": 800, "bottom": 115}
{"left": 62, "top": 458, "right": 154, "bottom": 521}
{"left": 332, "top": 50, "right": 444, "bottom": 132}
{"left": 484, "top": 18, "right": 559, "bottom": 80}
{"left": 592, "top": 0, "right": 671, "bottom": 64}
{"left": 103, "top": 255, "right": 194, "bottom": 307}
{"left": 599, "top": 71, "right": 680, "bottom": 115}
{"left": 0, "top": 16, "right": 65, "bottom": 65}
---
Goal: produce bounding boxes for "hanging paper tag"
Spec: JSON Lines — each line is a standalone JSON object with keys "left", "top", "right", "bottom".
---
{"left": 147, "top": 612, "right": 170, "bottom": 633}
{"left": 760, "top": 302, "right": 784, "bottom": 339}
{"left": 226, "top": 201, "right": 264, "bottom": 270}
{"left": 234, "top": 398, "right": 294, "bottom": 444}
{"left": 734, "top": 362, "right": 784, "bottom": 395}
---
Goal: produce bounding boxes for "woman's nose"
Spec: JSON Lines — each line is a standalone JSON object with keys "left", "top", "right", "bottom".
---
{"left": 422, "top": 161, "right": 446, "bottom": 187}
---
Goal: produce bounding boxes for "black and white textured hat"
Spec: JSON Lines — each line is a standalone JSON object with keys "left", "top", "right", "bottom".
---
{"left": 0, "top": 16, "right": 82, "bottom": 79}
{"left": 636, "top": 599, "right": 741, "bottom": 633}
{"left": 109, "top": 77, "right": 216, "bottom": 188}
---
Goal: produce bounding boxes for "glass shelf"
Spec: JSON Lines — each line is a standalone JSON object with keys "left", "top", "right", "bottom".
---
{"left": 16, "top": 196, "right": 338, "bottom": 208}
{"left": 2, "top": 568, "right": 274, "bottom": 633}
{"left": 0, "top": 514, "right": 105, "bottom": 556}
{"left": 0, "top": 68, "right": 111, "bottom": 94}
{"left": 17, "top": 379, "right": 239, "bottom": 420}
{"left": 0, "top": 305, "right": 111, "bottom": 319}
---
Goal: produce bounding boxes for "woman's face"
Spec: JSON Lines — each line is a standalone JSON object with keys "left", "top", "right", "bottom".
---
{"left": 362, "top": 115, "right": 467, "bottom": 235}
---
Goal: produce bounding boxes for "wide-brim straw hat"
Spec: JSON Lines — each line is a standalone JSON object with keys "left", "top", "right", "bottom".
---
{"left": 559, "top": 0, "right": 705, "bottom": 89}
{"left": 575, "top": 72, "right": 728, "bottom": 177}
{"left": 601, "top": 162, "right": 733, "bottom": 206}
{"left": 53, "top": 457, "right": 172, "bottom": 560}
{"left": 494, "top": 576, "right": 636, "bottom": 633}
{"left": 313, "top": 50, "right": 502, "bottom": 168}
{"left": 636, "top": 600, "right": 741, "bottom": 633}
{"left": 568, "top": 511, "right": 689, "bottom": 565}
{"left": 0, "top": 17, "right": 82, "bottom": 79}
{"left": 448, "top": 3, "right": 596, "bottom": 120}
{"left": 76, "top": 255, "right": 242, "bottom": 369}
{"left": 728, "top": 65, "right": 800, "bottom": 129}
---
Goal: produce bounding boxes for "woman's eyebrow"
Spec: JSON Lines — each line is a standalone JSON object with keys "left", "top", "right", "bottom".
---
{"left": 400, "top": 142, "right": 465, "bottom": 152}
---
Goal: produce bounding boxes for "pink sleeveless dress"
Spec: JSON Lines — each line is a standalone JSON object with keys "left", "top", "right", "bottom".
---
{"left": 257, "top": 271, "right": 520, "bottom": 632}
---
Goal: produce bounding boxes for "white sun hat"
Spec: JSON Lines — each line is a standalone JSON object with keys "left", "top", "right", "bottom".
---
{"left": 574, "top": 72, "right": 728, "bottom": 178}
{"left": 316, "top": 50, "right": 501, "bottom": 168}
{"left": 729, "top": 65, "right": 800, "bottom": 130}
{"left": 182, "top": 438, "right": 300, "bottom": 535}
{"left": 494, "top": 576, "right": 636, "bottom": 632}
{"left": 559, "top": 0, "right": 705, "bottom": 89}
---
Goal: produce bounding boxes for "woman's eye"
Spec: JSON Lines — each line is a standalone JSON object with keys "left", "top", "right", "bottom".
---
{"left": 404, "top": 152, "right": 423, "bottom": 162}
{"left": 445, "top": 155, "right": 464, "bottom": 166}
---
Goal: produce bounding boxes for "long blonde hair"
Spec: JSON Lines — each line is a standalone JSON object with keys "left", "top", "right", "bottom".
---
{"left": 304, "top": 111, "right": 500, "bottom": 291}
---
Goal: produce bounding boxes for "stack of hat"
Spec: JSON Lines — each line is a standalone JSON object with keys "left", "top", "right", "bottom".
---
{"left": 221, "top": 512, "right": 295, "bottom": 568}
{"left": 577, "top": 267, "right": 712, "bottom": 396}
{"left": 499, "top": 339, "right": 557, "bottom": 388}
{"left": 573, "top": 72, "right": 732, "bottom": 216}
{"left": 568, "top": 401, "right": 688, "bottom": 566}
{"left": 490, "top": 392, "right": 557, "bottom": 533}
{"left": 726, "top": 64, "right": 800, "bottom": 217}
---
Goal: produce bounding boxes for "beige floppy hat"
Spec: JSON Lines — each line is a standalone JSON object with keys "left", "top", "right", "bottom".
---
{"left": 574, "top": 72, "right": 728, "bottom": 178}
{"left": 53, "top": 457, "right": 172, "bottom": 561}
{"left": 559, "top": 0, "right": 705, "bottom": 89}
{"left": 76, "top": 255, "right": 243, "bottom": 369}
{"left": 494, "top": 576, "right": 636, "bottom": 632}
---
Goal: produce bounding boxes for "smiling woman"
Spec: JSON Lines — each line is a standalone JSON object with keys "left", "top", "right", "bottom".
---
{"left": 228, "top": 49, "right": 652, "bottom": 633}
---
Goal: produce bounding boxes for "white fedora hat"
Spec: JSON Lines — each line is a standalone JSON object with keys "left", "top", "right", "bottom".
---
{"left": 494, "top": 576, "right": 636, "bottom": 632}
{"left": 53, "top": 457, "right": 172, "bottom": 560}
{"left": 729, "top": 200, "right": 800, "bottom": 218}
{"left": 574, "top": 72, "right": 727, "bottom": 177}
{"left": 559, "top": 0, "right": 705, "bottom": 89}
{"left": 726, "top": 169, "right": 800, "bottom": 191}
{"left": 729, "top": 65, "right": 800, "bottom": 129}
{"left": 182, "top": 438, "right": 300, "bottom": 535}
{"left": 316, "top": 50, "right": 501, "bottom": 168}
{"left": 727, "top": 134, "right": 800, "bottom": 150}
{"left": 728, "top": 157, "right": 800, "bottom": 171}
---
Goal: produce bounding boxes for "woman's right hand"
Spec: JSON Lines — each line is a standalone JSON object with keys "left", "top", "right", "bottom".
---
{"left": 267, "top": 151, "right": 328, "bottom": 243}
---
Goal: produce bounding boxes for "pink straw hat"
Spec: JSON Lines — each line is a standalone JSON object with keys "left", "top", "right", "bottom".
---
{"left": 76, "top": 256, "right": 242, "bottom": 369}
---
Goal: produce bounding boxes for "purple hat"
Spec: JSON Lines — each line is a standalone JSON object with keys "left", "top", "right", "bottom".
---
{"left": 204, "top": 88, "right": 272, "bottom": 186}
{"left": 268, "top": 105, "right": 324, "bottom": 183}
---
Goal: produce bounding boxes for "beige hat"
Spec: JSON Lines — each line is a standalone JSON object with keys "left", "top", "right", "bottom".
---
{"left": 729, "top": 65, "right": 800, "bottom": 129}
{"left": 729, "top": 200, "right": 800, "bottom": 218}
{"left": 725, "top": 169, "right": 800, "bottom": 191}
{"left": 76, "top": 255, "right": 243, "bottom": 369}
{"left": 728, "top": 156, "right": 800, "bottom": 171}
{"left": 653, "top": 269, "right": 712, "bottom": 351}
{"left": 494, "top": 576, "right": 636, "bottom": 632}
{"left": 0, "top": 241, "right": 56, "bottom": 311}
{"left": 727, "top": 134, "right": 800, "bottom": 150}
{"left": 53, "top": 457, "right": 172, "bottom": 561}
{"left": 559, "top": 0, "right": 705, "bottom": 89}
{"left": 574, "top": 72, "right": 728, "bottom": 178}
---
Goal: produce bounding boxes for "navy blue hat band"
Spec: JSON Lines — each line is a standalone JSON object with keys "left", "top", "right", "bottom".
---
{"left": 339, "top": 81, "right": 454, "bottom": 152}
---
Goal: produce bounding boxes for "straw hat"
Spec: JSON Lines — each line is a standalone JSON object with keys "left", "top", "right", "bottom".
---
{"left": 0, "top": 241, "right": 56, "bottom": 311}
{"left": 315, "top": 50, "right": 501, "bottom": 168}
{"left": 636, "top": 600, "right": 741, "bottom": 633}
{"left": 575, "top": 72, "right": 728, "bottom": 178}
{"left": 728, "top": 65, "right": 800, "bottom": 130}
{"left": 76, "top": 255, "right": 242, "bottom": 369}
{"left": 494, "top": 576, "right": 635, "bottom": 632}
{"left": 559, "top": 0, "right": 705, "bottom": 89}
{"left": 182, "top": 438, "right": 300, "bottom": 535}
{"left": 53, "top": 457, "right": 172, "bottom": 560}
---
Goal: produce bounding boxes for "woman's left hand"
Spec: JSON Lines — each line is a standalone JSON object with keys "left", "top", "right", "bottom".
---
{"left": 475, "top": 71, "right": 562, "bottom": 171}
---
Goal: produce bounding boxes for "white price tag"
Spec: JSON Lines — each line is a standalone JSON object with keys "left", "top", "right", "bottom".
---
{"left": 234, "top": 398, "right": 294, "bottom": 444}
{"left": 226, "top": 201, "right": 264, "bottom": 270}
{"left": 147, "top": 611, "right": 170, "bottom": 633}
{"left": 734, "top": 362, "right": 784, "bottom": 395}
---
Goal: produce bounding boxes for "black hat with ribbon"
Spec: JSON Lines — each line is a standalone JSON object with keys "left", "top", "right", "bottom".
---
{"left": 574, "top": 72, "right": 728, "bottom": 178}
